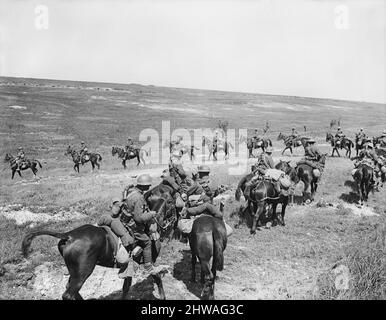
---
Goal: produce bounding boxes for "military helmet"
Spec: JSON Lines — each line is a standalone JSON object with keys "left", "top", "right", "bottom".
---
{"left": 367, "top": 143, "right": 374, "bottom": 149}
{"left": 112, "top": 197, "right": 122, "bottom": 205}
{"left": 136, "top": 174, "right": 152, "bottom": 186}
{"left": 197, "top": 165, "right": 210, "bottom": 173}
{"left": 18, "top": 147, "right": 23, "bottom": 150}
{"left": 265, "top": 147, "right": 274, "bottom": 153}
{"left": 360, "top": 128, "right": 363, "bottom": 131}
{"left": 338, "top": 127, "right": 341, "bottom": 129}
{"left": 127, "top": 136, "right": 132, "bottom": 140}
{"left": 383, "top": 130, "right": 386, "bottom": 134}
{"left": 81, "top": 141, "right": 85, "bottom": 144}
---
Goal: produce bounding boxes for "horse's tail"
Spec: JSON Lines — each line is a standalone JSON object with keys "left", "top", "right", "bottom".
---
{"left": 22, "top": 230, "right": 68, "bottom": 258}
{"left": 213, "top": 228, "right": 224, "bottom": 271}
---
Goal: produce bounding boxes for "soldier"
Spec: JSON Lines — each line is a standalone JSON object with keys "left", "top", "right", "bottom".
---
{"left": 290, "top": 127, "right": 299, "bottom": 139}
{"left": 186, "top": 165, "right": 219, "bottom": 204}
{"left": 79, "top": 141, "right": 89, "bottom": 162}
{"left": 303, "top": 138, "right": 325, "bottom": 173}
{"left": 244, "top": 147, "right": 280, "bottom": 200}
{"left": 356, "top": 128, "right": 366, "bottom": 147}
{"left": 355, "top": 142, "right": 383, "bottom": 188}
{"left": 16, "top": 147, "right": 26, "bottom": 170}
{"left": 125, "top": 137, "right": 137, "bottom": 156}
{"left": 98, "top": 174, "right": 158, "bottom": 277}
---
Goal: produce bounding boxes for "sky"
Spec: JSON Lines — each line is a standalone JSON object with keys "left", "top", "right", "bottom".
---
{"left": 0, "top": 0, "right": 385, "bottom": 103}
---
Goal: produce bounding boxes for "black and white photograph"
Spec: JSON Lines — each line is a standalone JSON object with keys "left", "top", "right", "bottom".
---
{"left": 0, "top": 0, "right": 385, "bottom": 305}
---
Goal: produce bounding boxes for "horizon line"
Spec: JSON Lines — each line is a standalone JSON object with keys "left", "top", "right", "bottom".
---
{"left": 1, "top": 75, "right": 385, "bottom": 106}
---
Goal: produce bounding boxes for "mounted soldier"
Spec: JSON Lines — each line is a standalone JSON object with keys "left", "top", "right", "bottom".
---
{"left": 290, "top": 127, "right": 301, "bottom": 146}
{"left": 97, "top": 174, "right": 159, "bottom": 278}
{"left": 244, "top": 147, "right": 288, "bottom": 200}
{"left": 125, "top": 136, "right": 136, "bottom": 157}
{"left": 353, "top": 142, "right": 384, "bottom": 190}
{"left": 79, "top": 141, "right": 90, "bottom": 163}
{"left": 177, "top": 164, "right": 233, "bottom": 237}
{"left": 15, "top": 147, "right": 27, "bottom": 171}
{"left": 335, "top": 127, "right": 345, "bottom": 146}
{"left": 298, "top": 138, "right": 324, "bottom": 177}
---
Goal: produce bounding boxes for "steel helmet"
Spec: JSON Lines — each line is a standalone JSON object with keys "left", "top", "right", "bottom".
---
{"left": 136, "top": 174, "right": 152, "bottom": 186}
{"left": 112, "top": 197, "right": 122, "bottom": 205}
{"left": 265, "top": 147, "right": 274, "bottom": 153}
{"left": 81, "top": 141, "right": 85, "bottom": 144}
{"left": 360, "top": 128, "right": 363, "bottom": 131}
{"left": 383, "top": 130, "right": 386, "bottom": 134}
{"left": 127, "top": 136, "right": 132, "bottom": 140}
{"left": 197, "top": 165, "right": 210, "bottom": 173}
{"left": 338, "top": 127, "right": 341, "bottom": 129}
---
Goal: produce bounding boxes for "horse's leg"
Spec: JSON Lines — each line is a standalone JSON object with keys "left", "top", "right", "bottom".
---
{"left": 152, "top": 274, "right": 166, "bottom": 300}
{"left": 251, "top": 203, "right": 264, "bottom": 234}
{"left": 280, "top": 197, "right": 288, "bottom": 226}
{"left": 91, "top": 161, "right": 95, "bottom": 171}
{"left": 122, "top": 277, "right": 132, "bottom": 300}
{"left": 271, "top": 202, "right": 278, "bottom": 226}
{"left": 191, "top": 253, "right": 197, "bottom": 282}
{"left": 11, "top": 169, "right": 15, "bottom": 179}
{"left": 122, "top": 160, "right": 126, "bottom": 169}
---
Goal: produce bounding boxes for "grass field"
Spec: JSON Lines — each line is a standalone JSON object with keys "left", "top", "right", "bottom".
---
{"left": 0, "top": 76, "right": 385, "bottom": 300}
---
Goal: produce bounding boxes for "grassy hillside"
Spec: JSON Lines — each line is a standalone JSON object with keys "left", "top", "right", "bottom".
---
{"left": 0, "top": 76, "right": 385, "bottom": 300}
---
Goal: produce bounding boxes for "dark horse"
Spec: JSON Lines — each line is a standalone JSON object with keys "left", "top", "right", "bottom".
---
{"left": 296, "top": 154, "right": 327, "bottom": 203}
{"left": 326, "top": 133, "right": 353, "bottom": 158}
{"left": 189, "top": 215, "right": 227, "bottom": 300}
{"left": 111, "top": 146, "right": 147, "bottom": 168}
{"left": 4, "top": 154, "right": 42, "bottom": 179}
{"left": 235, "top": 162, "right": 291, "bottom": 234}
{"left": 246, "top": 137, "right": 272, "bottom": 158}
{"left": 65, "top": 146, "right": 102, "bottom": 172}
{"left": 277, "top": 133, "right": 310, "bottom": 155}
{"left": 22, "top": 197, "right": 173, "bottom": 300}
{"left": 353, "top": 164, "right": 374, "bottom": 205}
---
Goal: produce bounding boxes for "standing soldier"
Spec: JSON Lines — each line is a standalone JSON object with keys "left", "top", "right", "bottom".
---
{"left": 98, "top": 174, "right": 159, "bottom": 277}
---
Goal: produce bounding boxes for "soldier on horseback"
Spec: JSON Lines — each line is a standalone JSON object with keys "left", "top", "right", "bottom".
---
{"left": 16, "top": 147, "right": 26, "bottom": 171}
{"left": 98, "top": 174, "right": 159, "bottom": 277}
{"left": 299, "top": 138, "right": 324, "bottom": 176}
{"left": 335, "top": 127, "right": 345, "bottom": 146}
{"left": 290, "top": 127, "right": 299, "bottom": 139}
{"left": 177, "top": 165, "right": 233, "bottom": 237}
{"left": 244, "top": 147, "right": 283, "bottom": 200}
{"left": 125, "top": 137, "right": 136, "bottom": 157}
{"left": 353, "top": 142, "right": 384, "bottom": 190}
{"left": 79, "top": 141, "right": 89, "bottom": 163}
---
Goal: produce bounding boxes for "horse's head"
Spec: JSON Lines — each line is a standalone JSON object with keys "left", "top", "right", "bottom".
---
{"left": 147, "top": 195, "right": 175, "bottom": 241}
{"left": 4, "top": 153, "right": 12, "bottom": 162}
{"left": 65, "top": 145, "right": 73, "bottom": 155}
{"left": 320, "top": 153, "right": 328, "bottom": 165}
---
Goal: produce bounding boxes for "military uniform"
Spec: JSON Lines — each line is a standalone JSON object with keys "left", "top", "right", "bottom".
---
{"left": 16, "top": 148, "right": 26, "bottom": 169}
{"left": 355, "top": 146, "right": 383, "bottom": 187}
{"left": 99, "top": 187, "right": 156, "bottom": 264}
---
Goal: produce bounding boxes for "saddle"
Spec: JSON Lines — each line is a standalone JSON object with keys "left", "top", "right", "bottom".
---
{"left": 101, "top": 226, "right": 161, "bottom": 267}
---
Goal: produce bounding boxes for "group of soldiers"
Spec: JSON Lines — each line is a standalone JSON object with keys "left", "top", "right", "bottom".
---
{"left": 97, "top": 148, "right": 232, "bottom": 278}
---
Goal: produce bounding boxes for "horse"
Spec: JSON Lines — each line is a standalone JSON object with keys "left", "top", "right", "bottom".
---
{"left": 202, "top": 137, "right": 233, "bottom": 161}
{"left": 4, "top": 153, "right": 42, "bottom": 179}
{"left": 277, "top": 133, "right": 309, "bottom": 155}
{"left": 353, "top": 164, "right": 374, "bottom": 205}
{"left": 295, "top": 154, "right": 327, "bottom": 203}
{"left": 239, "top": 136, "right": 272, "bottom": 158}
{"left": 234, "top": 166, "right": 290, "bottom": 234}
{"left": 65, "top": 146, "right": 102, "bottom": 172}
{"left": 326, "top": 133, "right": 353, "bottom": 158}
{"left": 21, "top": 197, "right": 172, "bottom": 300}
{"left": 373, "top": 136, "right": 386, "bottom": 148}
{"left": 355, "top": 135, "right": 367, "bottom": 157}
{"left": 189, "top": 214, "right": 227, "bottom": 300}
{"left": 111, "top": 146, "right": 147, "bottom": 168}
